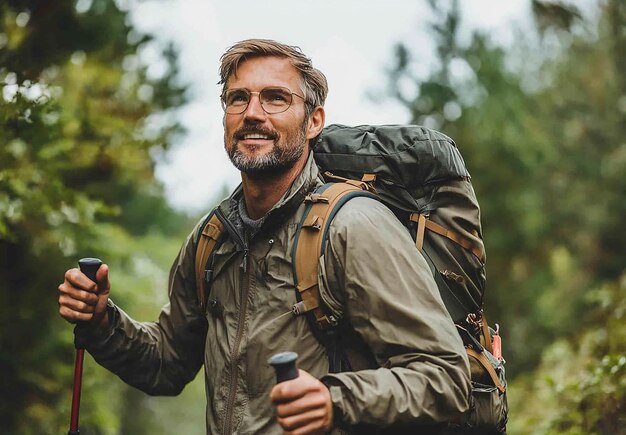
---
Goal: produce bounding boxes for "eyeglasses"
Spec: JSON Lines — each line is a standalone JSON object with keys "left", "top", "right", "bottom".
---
{"left": 221, "top": 87, "right": 308, "bottom": 114}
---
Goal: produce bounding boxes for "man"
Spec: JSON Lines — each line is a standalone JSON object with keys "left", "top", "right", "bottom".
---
{"left": 58, "top": 39, "right": 470, "bottom": 434}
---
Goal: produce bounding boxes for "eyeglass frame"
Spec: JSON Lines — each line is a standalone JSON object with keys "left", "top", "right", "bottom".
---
{"left": 220, "top": 86, "right": 313, "bottom": 115}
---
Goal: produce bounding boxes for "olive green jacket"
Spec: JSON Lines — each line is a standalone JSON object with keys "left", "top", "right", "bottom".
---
{"left": 78, "top": 152, "right": 470, "bottom": 434}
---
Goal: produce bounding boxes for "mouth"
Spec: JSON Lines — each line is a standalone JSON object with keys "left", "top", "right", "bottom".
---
{"left": 234, "top": 128, "right": 278, "bottom": 142}
{"left": 241, "top": 133, "right": 274, "bottom": 140}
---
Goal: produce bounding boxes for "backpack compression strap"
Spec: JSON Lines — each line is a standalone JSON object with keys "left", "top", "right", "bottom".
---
{"left": 292, "top": 181, "right": 376, "bottom": 329}
{"left": 195, "top": 213, "right": 224, "bottom": 311}
{"left": 410, "top": 213, "right": 486, "bottom": 263}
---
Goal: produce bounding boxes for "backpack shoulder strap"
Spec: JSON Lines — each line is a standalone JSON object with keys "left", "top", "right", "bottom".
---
{"left": 292, "top": 181, "right": 376, "bottom": 330}
{"left": 195, "top": 212, "right": 225, "bottom": 311}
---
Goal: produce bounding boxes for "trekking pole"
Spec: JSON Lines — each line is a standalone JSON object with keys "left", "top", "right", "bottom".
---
{"left": 69, "top": 257, "right": 102, "bottom": 435}
{"left": 268, "top": 352, "right": 299, "bottom": 383}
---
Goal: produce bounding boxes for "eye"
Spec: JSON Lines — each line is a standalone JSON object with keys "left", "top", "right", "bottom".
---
{"left": 261, "top": 88, "right": 291, "bottom": 106}
{"left": 225, "top": 90, "right": 249, "bottom": 106}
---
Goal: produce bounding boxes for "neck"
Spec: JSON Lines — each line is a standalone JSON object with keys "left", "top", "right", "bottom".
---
{"left": 241, "top": 152, "right": 309, "bottom": 220}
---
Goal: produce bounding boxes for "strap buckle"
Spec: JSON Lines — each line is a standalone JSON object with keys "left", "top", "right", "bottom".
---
{"left": 305, "top": 193, "right": 329, "bottom": 204}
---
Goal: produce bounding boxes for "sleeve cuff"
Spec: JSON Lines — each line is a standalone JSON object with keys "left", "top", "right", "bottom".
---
{"left": 321, "top": 377, "right": 348, "bottom": 427}
{"left": 73, "top": 299, "right": 119, "bottom": 348}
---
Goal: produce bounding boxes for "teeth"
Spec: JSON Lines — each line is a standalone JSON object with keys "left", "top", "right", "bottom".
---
{"left": 243, "top": 133, "right": 271, "bottom": 140}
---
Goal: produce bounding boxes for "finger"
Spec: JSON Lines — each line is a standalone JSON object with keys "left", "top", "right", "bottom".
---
{"left": 64, "top": 268, "right": 98, "bottom": 293}
{"left": 58, "top": 283, "right": 99, "bottom": 305}
{"left": 95, "top": 264, "right": 110, "bottom": 295}
{"left": 278, "top": 407, "right": 327, "bottom": 431}
{"left": 59, "top": 294, "right": 97, "bottom": 314}
{"left": 271, "top": 384, "right": 306, "bottom": 404}
{"left": 59, "top": 305, "right": 94, "bottom": 323}
{"left": 270, "top": 370, "right": 316, "bottom": 403}
{"left": 275, "top": 392, "right": 327, "bottom": 418}
{"left": 278, "top": 409, "right": 324, "bottom": 430}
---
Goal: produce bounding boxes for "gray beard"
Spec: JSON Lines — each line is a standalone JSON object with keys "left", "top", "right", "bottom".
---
{"left": 228, "top": 126, "right": 308, "bottom": 178}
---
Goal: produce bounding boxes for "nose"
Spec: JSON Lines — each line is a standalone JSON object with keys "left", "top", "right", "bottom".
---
{"left": 243, "top": 93, "right": 267, "bottom": 122}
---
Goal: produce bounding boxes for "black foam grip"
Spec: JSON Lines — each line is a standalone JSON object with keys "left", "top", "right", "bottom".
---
{"left": 78, "top": 258, "right": 102, "bottom": 282}
{"left": 268, "top": 352, "right": 299, "bottom": 383}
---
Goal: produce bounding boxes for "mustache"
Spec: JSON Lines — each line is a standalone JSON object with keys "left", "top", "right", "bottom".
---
{"left": 233, "top": 125, "right": 279, "bottom": 141}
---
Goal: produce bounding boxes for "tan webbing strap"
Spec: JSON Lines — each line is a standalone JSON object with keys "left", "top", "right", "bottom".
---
{"left": 323, "top": 171, "right": 352, "bottom": 183}
{"left": 303, "top": 214, "right": 323, "bottom": 229}
{"left": 195, "top": 214, "right": 224, "bottom": 310}
{"left": 304, "top": 193, "right": 329, "bottom": 204}
{"left": 425, "top": 219, "right": 485, "bottom": 262}
{"left": 415, "top": 214, "right": 426, "bottom": 251}
{"left": 361, "top": 173, "right": 376, "bottom": 182}
{"left": 466, "top": 347, "right": 506, "bottom": 394}
{"left": 323, "top": 171, "right": 374, "bottom": 192}
{"left": 410, "top": 213, "right": 485, "bottom": 262}
{"left": 294, "top": 182, "right": 369, "bottom": 328}
{"left": 481, "top": 312, "right": 493, "bottom": 354}
{"left": 294, "top": 270, "right": 321, "bottom": 311}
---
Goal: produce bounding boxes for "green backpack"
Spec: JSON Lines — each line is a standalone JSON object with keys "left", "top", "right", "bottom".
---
{"left": 195, "top": 124, "right": 508, "bottom": 433}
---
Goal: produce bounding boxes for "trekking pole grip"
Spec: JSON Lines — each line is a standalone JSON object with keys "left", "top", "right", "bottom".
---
{"left": 268, "top": 352, "right": 299, "bottom": 383}
{"left": 79, "top": 257, "right": 102, "bottom": 284}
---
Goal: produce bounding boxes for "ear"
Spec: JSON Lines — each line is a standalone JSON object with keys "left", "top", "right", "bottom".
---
{"left": 306, "top": 106, "right": 325, "bottom": 140}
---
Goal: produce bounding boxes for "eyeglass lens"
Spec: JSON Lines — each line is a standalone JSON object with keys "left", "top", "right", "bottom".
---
{"left": 223, "top": 87, "right": 294, "bottom": 114}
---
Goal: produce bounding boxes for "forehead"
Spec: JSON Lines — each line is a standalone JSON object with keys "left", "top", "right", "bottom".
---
{"left": 227, "top": 56, "right": 302, "bottom": 91}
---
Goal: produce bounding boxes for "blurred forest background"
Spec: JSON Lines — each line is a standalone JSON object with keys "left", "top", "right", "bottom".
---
{"left": 0, "top": 0, "right": 624, "bottom": 434}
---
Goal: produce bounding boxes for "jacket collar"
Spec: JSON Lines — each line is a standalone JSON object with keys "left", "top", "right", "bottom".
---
{"left": 219, "top": 151, "right": 322, "bottom": 241}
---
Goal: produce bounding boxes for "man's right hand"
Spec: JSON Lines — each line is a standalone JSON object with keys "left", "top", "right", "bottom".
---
{"left": 58, "top": 264, "right": 111, "bottom": 330}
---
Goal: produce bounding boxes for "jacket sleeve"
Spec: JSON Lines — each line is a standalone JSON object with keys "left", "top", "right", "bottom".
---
{"left": 74, "top": 226, "right": 207, "bottom": 396}
{"left": 318, "top": 197, "right": 471, "bottom": 426}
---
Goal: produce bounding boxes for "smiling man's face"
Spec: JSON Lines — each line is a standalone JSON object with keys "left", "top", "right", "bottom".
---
{"left": 223, "top": 56, "right": 310, "bottom": 178}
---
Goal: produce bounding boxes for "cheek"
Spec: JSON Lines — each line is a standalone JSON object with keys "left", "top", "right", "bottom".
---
{"left": 275, "top": 113, "right": 305, "bottom": 135}
{"left": 224, "top": 116, "right": 238, "bottom": 139}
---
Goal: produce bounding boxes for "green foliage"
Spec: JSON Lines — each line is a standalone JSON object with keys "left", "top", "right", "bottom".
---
{"left": 384, "top": 0, "right": 625, "bottom": 431}
{"left": 0, "top": 1, "right": 199, "bottom": 433}
{"left": 3, "top": 0, "right": 624, "bottom": 432}
{"left": 509, "top": 276, "right": 626, "bottom": 434}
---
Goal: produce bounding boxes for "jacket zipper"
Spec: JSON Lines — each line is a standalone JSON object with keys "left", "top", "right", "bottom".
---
{"left": 216, "top": 208, "right": 250, "bottom": 434}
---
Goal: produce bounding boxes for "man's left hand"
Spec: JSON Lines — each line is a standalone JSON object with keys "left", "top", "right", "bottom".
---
{"left": 270, "top": 369, "right": 334, "bottom": 435}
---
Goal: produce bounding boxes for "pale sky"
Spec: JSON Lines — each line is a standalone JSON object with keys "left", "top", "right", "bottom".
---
{"left": 130, "top": 0, "right": 531, "bottom": 214}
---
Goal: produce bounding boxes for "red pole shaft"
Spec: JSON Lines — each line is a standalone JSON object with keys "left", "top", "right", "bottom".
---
{"left": 69, "top": 348, "right": 85, "bottom": 434}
